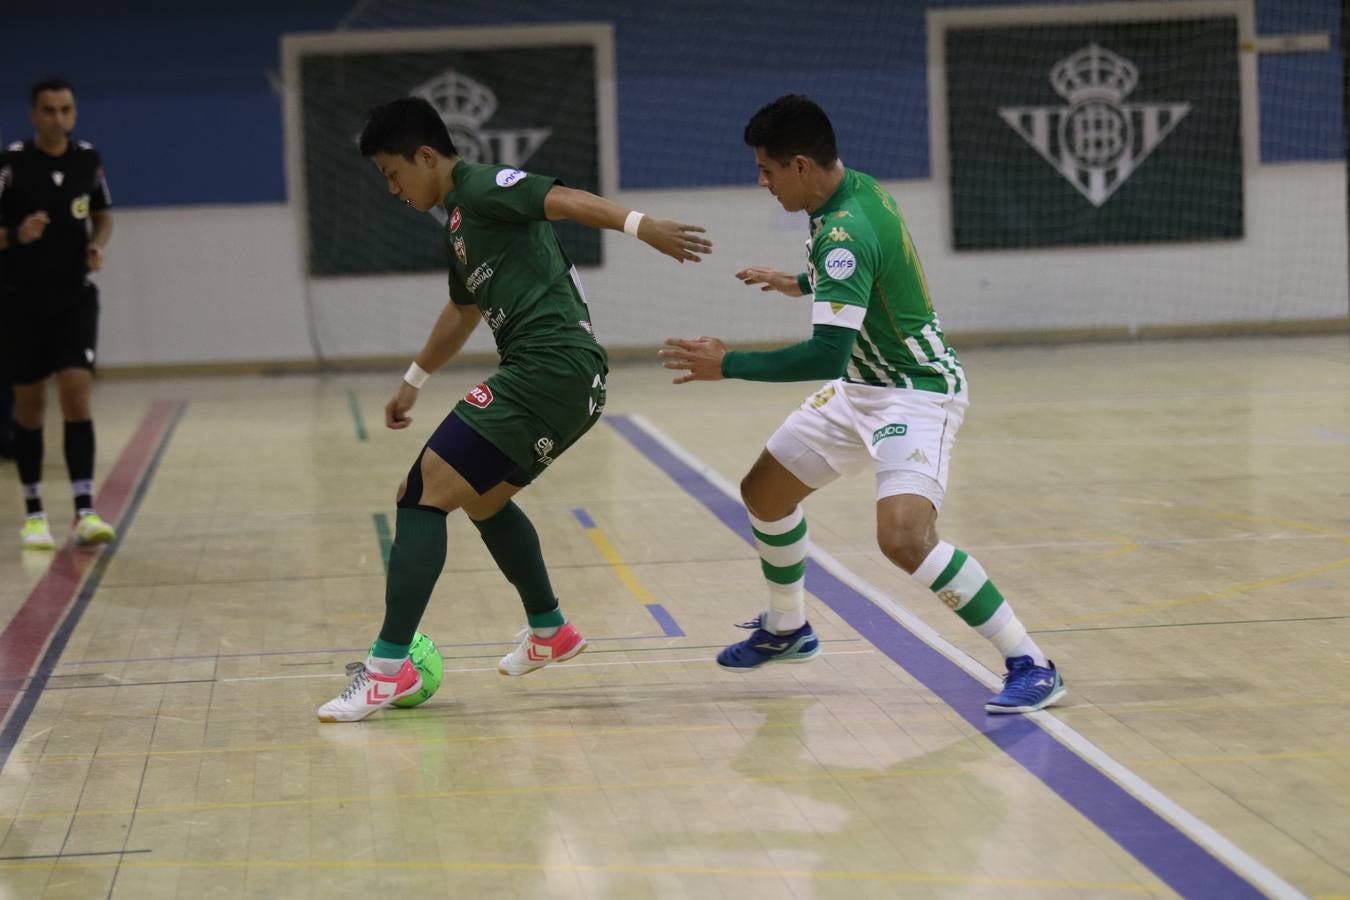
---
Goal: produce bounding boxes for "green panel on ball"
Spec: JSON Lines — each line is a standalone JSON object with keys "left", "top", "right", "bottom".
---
{"left": 369, "top": 632, "right": 444, "bottom": 708}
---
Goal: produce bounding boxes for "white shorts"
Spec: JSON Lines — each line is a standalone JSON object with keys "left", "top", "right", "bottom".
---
{"left": 765, "top": 380, "right": 969, "bottom": 508}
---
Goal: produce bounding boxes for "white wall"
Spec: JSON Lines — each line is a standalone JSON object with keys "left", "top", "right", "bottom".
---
{"left": 94, "top": 161, "right": 1347, "bottom": 367}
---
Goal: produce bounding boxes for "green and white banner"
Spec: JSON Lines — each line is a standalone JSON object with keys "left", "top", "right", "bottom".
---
{"left": 297, "top": 41, "right": 603, "bottom": 275}
{"left": 943, "top": 16, "right": 1243, "bottom": 249}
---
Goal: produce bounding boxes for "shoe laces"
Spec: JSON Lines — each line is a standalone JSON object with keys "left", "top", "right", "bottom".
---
{"left": 338, "top": 662, "right": 371, "bottom": 701}
{"left": 733, "top": 614, "right": 767, "bottom": 630}
{"left": 1001, "top": 661, "right": 1049, "bottom": 697}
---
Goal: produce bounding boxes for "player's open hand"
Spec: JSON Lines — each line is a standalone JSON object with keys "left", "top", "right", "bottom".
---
{"left": 659, "top": 337, "right": 727, "bottom": 384}
{"left": 736, "top": 267, "right": 803, "bottom": 296}
{"left": 17, "top": 211, "right": 50, "bottom": 245}
{"left": 639, "top": 217, "right": 712, "bottom": 264}
{"left": 385, "top": 381, "right": 419, "bottom": 429}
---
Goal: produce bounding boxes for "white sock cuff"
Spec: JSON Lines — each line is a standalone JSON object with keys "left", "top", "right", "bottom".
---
{"left": 748, "top": 506, "right": 804, "bottom": 536}
{"left": 913, "top": 540, "right": 956, "bottom": 587}
{"left": 364, "top": 654, "right": 406, "bottom": 676}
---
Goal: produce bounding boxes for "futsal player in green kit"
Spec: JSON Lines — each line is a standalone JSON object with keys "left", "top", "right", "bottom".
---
{"left": 660, "top": 95, "right": 1065, "bottom": 714}
{"left": 320, "top": 97, "right": 712, "bottom": 722}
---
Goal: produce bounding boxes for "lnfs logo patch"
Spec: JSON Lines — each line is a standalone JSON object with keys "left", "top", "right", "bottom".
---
{"left": 822, "top": 248, "right": 856, "bottom": 280}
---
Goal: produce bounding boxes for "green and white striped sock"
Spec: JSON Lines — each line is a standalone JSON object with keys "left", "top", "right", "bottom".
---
{"left": 914, "top": 541, "right": 1046, "bottom": 665}
{"left": 749, "top": 507, "right": 808, "bottom": 634}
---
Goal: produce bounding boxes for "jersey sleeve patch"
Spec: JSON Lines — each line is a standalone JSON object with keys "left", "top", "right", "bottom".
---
{"left": 811, "top": 300, "right": 865, "bottom": 330}
{"left": 494, "top": 168, "right": 526, "bottom": 187}
{"left": 821, "top": 247, "right": 857, "bottom": 281}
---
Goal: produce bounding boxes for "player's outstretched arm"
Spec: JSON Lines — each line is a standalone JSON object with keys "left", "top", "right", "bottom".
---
{"left": 736, "top": 267, "right": 806, "bottom": 297}
{"left": 660, "top": 325, "right": 856, "bottom": 386}
{"left": 542, "top": 185, "right": 711, "bottom": 264}
{"left": 385, "top": 302, "right": 482, "bottom": 429}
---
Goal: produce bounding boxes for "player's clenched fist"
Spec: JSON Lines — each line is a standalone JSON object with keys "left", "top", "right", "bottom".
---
{"left": 17, "top": 211, "right": 50, "bottom": 244}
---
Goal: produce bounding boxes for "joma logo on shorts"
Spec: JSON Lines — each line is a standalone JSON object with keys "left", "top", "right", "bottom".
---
{"left": 871, "top": 423, "right": 908, "bottom": 445}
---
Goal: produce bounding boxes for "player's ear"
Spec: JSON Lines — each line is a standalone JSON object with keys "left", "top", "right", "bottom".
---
{"left": 416, "top": 145, "right": 438, "bottom": 168}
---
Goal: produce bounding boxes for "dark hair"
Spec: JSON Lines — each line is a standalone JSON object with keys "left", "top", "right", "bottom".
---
{"left": 743, "top": 94, "right": 837, "bottom": 167}
{"left": 359, "top": 96, "right": 457, "bottom": 159}
{"left": 30, "top": 77, "right": 74, "bottom": 108}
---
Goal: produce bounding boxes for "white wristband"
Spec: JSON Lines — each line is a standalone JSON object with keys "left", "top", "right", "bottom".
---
{"left": 623, "top": 210, "right": 645, "bottom": 238}
{"left": 404, "top": 362, "right": 430, "bottom": 388}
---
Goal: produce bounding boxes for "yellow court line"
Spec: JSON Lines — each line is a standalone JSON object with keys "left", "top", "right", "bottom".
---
{"left": 10, "top": 715, "right": 950, "bottom": 765}
{"left": 0, "top": 765, "right": 979, "bottom": 823}
{"left": 0, "top": 857, "right": 1166, "bottom": 892}
{"left": 1028, "top": 533, "right": 1142, "bottom": 570}
{"left": 579, "top": 520, "right": 665, "bottom": 606}
{"left": 1050, "top": 545, "right": 1350, "bottom": 625}
{"left": 1131, "top": 748, "right": 1350, "bottom": 767}
{"left": 1057, "top": 696, "right": 1343, "bottom": 716}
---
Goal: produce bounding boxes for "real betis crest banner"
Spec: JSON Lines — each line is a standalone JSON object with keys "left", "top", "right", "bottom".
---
{"left": 944, "top": 16, "right": 1243, "bottom": 249}
{"left": 299, "top": 43, "right": 601, "bottom": 275}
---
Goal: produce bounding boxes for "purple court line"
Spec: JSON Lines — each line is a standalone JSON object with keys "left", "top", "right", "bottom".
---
{"left": 572, "top": 507, "right": 687, "bottom": 638}
{"left": 607, "top": 414, "right": 1266, "bottom": 900}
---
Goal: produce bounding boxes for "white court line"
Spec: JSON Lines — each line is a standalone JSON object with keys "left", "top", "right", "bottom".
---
{"left": 216, "top": 650, "right": 877, "bottom": 682}
{"left": 627, "top": 412, "right": 1305, "bottom": 900}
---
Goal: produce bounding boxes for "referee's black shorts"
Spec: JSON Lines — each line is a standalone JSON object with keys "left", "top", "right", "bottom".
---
{"left": 0, "top": 282, "right": 100, "bottom": 385}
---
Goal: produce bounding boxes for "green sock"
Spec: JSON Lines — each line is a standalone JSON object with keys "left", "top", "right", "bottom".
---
{"left": 378, "top": 506, "right": 448, "bottom": 646}
{"left": 370, "top": 638, "right": 409, "bottom": 660}
{"left": 472, "top": 500, "right": 565, "bottom": 628}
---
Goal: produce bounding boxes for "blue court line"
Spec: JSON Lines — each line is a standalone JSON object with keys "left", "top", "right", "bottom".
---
{"left": 606, "top": 414, "right": 1272, "bottom": 900}
{"left": 0, "top": 403, "right": 186, "bottom": 776}
{"left": 643, "top": 604, "right": 685, "bottom": 638}
{"left": 1309, "top": 426, "right": 1350, "bottom": 443}
{"left": 572, "top": 507, "right": 685, "bottom": 637}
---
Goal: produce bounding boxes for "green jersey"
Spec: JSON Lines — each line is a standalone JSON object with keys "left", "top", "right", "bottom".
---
{"left": 804, "top": 168, "right": 964, "bottom": 395}
{"left": 441, "top": 161, "right": 604, "bottom": 363}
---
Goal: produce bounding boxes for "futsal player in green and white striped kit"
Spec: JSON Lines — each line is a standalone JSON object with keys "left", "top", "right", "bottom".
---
{"left": 660, "top": 95, "right": 1064, "bottom": 713}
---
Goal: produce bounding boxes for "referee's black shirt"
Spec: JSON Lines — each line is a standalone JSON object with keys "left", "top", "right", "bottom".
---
{"left": 0, "top": 137, "right": 111, "bottom": 294}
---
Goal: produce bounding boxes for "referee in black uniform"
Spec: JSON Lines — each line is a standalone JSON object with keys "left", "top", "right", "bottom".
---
{"left": 0, "top": 77, "right": 115, "bottom": 548}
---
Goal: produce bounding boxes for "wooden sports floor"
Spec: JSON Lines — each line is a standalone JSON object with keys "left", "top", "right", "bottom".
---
{"left": 0, "top": 334, "right": 1346, "bottom": 899}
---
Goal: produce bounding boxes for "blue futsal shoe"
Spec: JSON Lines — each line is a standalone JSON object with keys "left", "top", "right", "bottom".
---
{"left": 986, "top": 656, "right": 1066, "bottom": 714}
{"left": 717, "top": 615, "right": 821, "bottom": 671}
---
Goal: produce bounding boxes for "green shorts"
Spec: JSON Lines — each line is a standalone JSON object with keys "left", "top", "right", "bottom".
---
{"left": 453, "top": 347, "right": 608, "bottom": 483}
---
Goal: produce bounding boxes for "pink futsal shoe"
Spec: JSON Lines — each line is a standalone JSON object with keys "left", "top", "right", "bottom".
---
{"left": 317, "top": 659, "right": 422, "bottom": 723}
{"left": 497, "top": 623, "right": 588, "bottom": 676}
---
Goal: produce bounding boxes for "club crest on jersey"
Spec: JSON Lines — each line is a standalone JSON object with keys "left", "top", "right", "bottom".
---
{"left": 822, "top": 248, "right": 857, "bottom": 280}
{"left": 449, "top": 206, "right": 462, "bottom": 232}
{"left": 495, "top": 168, "right": 526, "bottom": 187}
{"left": 453, "top": 236, "right": 467, "bottom": 265}
{"left": 71, "top": 194, "right": 90, "bottom": 220}
{"left": 465, "top": 383, "right": 493, "bottom": 408}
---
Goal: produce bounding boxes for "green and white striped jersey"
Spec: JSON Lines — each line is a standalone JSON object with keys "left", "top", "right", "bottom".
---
{"left": 804, "top": 168, "right": 964, "bottom": 395}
